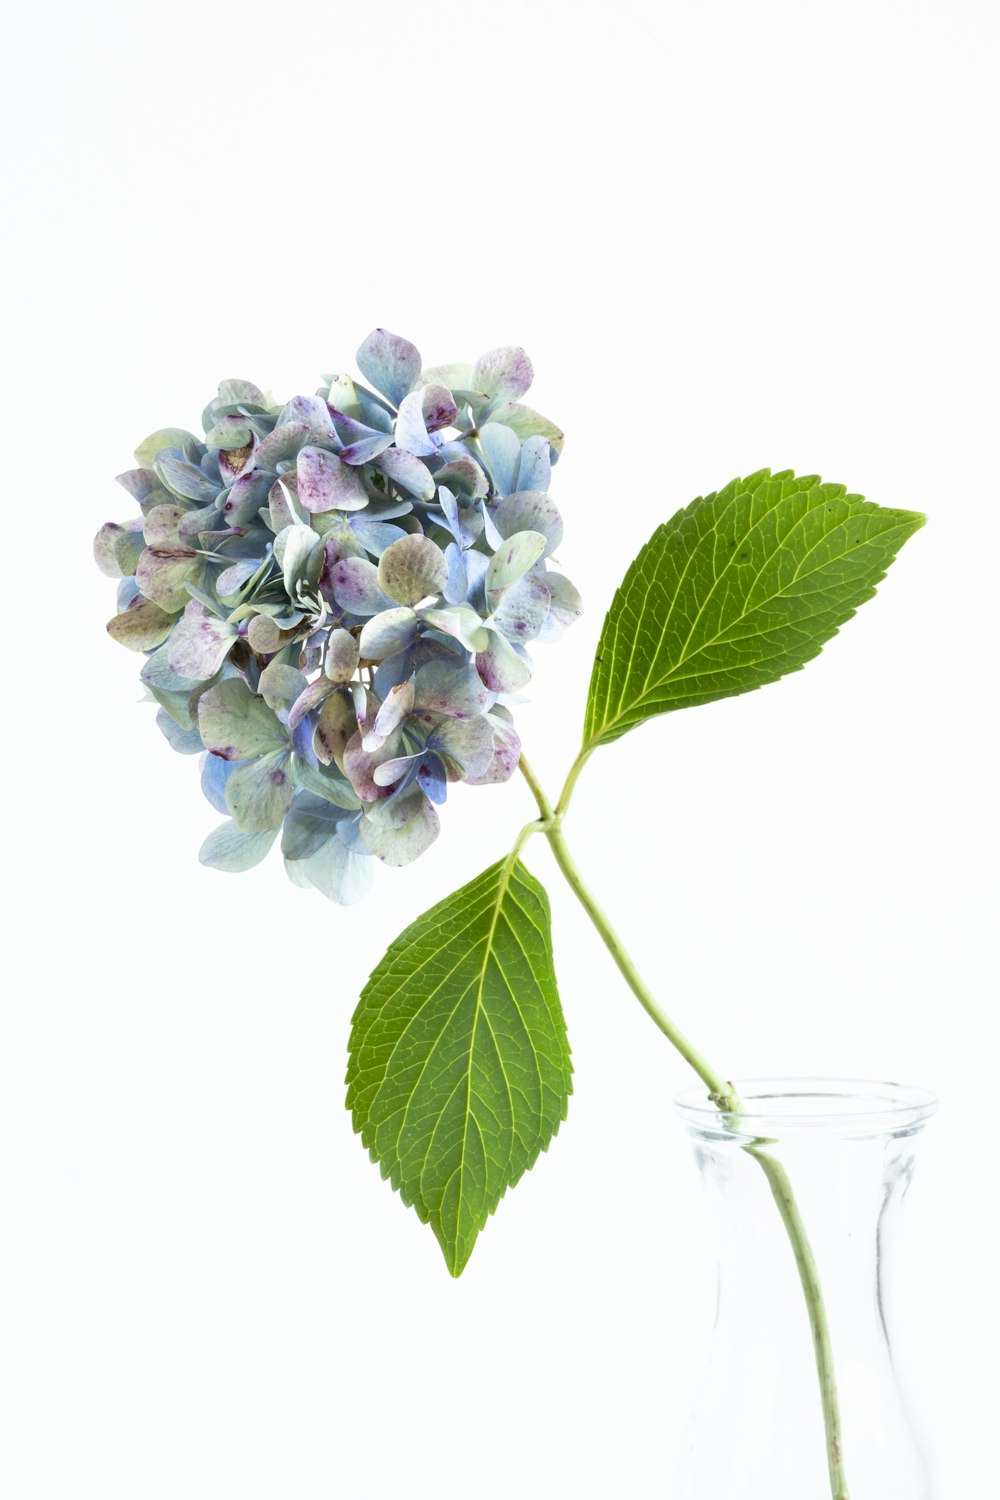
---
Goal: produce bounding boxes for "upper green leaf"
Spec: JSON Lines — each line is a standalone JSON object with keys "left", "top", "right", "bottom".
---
{"left": 583, "top": 469, "right": 925, "bottom": 749}
{"left": 346, "top": 857, "right": 572, "bottom": 1276}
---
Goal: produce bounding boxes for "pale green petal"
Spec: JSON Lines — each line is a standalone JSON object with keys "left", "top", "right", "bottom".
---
{"left": 258, "top": 660, "right": 308, "bottom": 710}
{"left": 358, "top": 607, "right": 418, "bottom": 661}
{"left": 299, "top": 838, "right": 375, "bottom": 904}
{"left": 134, "top": 427, "right": 201, "bottom": 466}
{"left": 325, "top": 628, "right": 360, "bottom": 682}
{"left": 199, "top": 820, "right": 279, "bottom": 872}
{"left": 377, "top": 534, "right": 448, "bottom": 607}
{"left": 420, "top": 603, "right": 490, "bottom": 652}
{"left": 485, "top": 530, "right": 546, "bottom": 604}
{"left": 198, "top": 678, "right": 288, "bottom": 760}
{"left": 106, "top": 596, "right": 174, "bottom": 652}
{"left": 291, "top": 755, "right": 362, "bottom": 809}
{"left": 360, "top": 794, "right": 439, "bottom": 866}
{"left": 225, "top": 748, "right": 294, "bottom": 831}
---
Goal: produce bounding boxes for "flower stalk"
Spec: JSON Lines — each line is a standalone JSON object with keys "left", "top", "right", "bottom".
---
{"left": 517, "top": 753, "right": 850, "bottom": 1500}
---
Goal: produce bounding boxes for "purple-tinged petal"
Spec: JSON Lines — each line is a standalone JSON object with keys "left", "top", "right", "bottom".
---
{"left": 424, "top": 714, "right": 496, "bottom": 778}
{"left": 135, "top": 544, "right": 201, "bottom": 613}
{"left": 217, "top": 439, "right": 257, "bottom": 482}
{"left": 225, "top": 748, "right": 294, "bottom": 832}
{"left": 94, "top": 521, "right": 132, "bottom": 579}
{"left": 314, "top": 691, "right": 356, "bottom": 768}
{"left": 329, "top": 409, "right": 387, "bottom": 446}
{"left": 363, "top": 679, "right": 415, "bottom": 752}
{"left": 417, "top": 754, "right": 448, "bottom": 805}
{"left": 373, "top": 447, "right": 435, "bottom": 500}
{"left": 494, "top": 490, "right": 563, "bottom": 555}
{"left": 277, "top": 395, "right": 338, "bottom": 443}
{"left": 413, "top": 659, "right": 493, "bottom": 720}
{"left": 224, "top": 467, "right": 274, "bottom": 525}
{"left": 475, "top": 628, "right": 532, "bottom": 693}
{"left": 255, "top": 421, "right": 311, "bottom": 469}
{"left": 421, "top": 385, "right": 458, "bottom": 433}
{"left": 339, "top": 431, "right": 395, "bottom": 465}
{"left": 372, "top": 753, "right": 422, "bottom": 788}
{"left": 350, "top": 681, "right": 372, "bottom": 732}
{"left": 330, "top": 557, "right": 394, "bottom": 617}
{"left": 343, "top": 728, "right": 403, "bottom": 800}
{"left": 168, "top": 603, "right": 238, "bottom": 680}
{"left": 142, "top": 503, "right": 185, "bottom": 547}
{"left": 492, "top": 570, "right": 551, "bottom": 644}
{"left": 289, "top": 675, "right": 338, "bottom": 730}
{"left": 464, "top": 710, "right": 522, "bottom": 786}
{"left": 198, "top": 677, "right": 289, "bottom": 761}
{"left": 472, "top": 346, "right": 533, "bottom": 405}
{"left": 356, "top": 328, "right": 422, "bottom": 408}
{"left": 297, "top": 445, "right": 368, "bottom": 512}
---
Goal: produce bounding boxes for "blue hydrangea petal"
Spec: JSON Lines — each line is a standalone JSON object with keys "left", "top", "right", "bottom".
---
{"left": 356, "top": 328, "right": 422, "bottom": 408}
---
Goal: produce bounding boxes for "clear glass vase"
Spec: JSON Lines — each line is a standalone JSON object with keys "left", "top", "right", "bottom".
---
{"left": 673, "top": 1078, "right": 938, "bottom": 1500}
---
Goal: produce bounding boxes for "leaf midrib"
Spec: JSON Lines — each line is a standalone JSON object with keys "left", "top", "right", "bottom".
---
{"left": 589, "top": 504, "right": 915, "bottom": 747}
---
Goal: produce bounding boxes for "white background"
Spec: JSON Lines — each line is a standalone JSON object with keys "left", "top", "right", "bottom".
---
{"left": 2, "top": 1, "right": 997, "bottom": 1495}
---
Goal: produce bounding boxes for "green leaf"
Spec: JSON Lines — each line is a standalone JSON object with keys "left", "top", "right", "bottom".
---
{"left": 347, "top": 856, "right": 572, "bottom": 1276}
{"left": 584, "top": 469, "right": 926, "bottom": 749}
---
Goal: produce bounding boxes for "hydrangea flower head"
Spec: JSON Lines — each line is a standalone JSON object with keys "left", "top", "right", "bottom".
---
{"left": 96, "top": 331, "right": 581, "bottom": 902}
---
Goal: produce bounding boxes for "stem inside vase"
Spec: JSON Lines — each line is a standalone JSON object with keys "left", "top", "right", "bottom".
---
{"left": 515, "top": 753, "right": 854, "bottom": 1499}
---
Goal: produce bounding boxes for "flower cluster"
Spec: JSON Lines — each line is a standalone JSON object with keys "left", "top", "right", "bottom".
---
{"left": 96, "top": 330, "right": 581, "bottom": 902}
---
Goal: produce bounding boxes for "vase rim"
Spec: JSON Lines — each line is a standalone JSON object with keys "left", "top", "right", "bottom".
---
{"left": 673, "top": 1075, "right": 938, "bottom": 1137}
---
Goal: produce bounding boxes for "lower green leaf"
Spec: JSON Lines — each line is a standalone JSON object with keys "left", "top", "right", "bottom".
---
{"left": 347, "top": 856, "right": 571, "bottom": 1276}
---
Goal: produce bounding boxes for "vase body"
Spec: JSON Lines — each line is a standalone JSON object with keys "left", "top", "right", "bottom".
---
{"left": 673, "top": 1078, "right": 937, "bottom": 1500}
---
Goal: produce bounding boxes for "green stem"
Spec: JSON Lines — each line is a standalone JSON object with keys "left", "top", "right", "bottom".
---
{"left": 746, "top": 1145, "right": 849, "bottom": 1500}
{"left": 516, "top": 752, "right": 850, "bottom": 1500}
